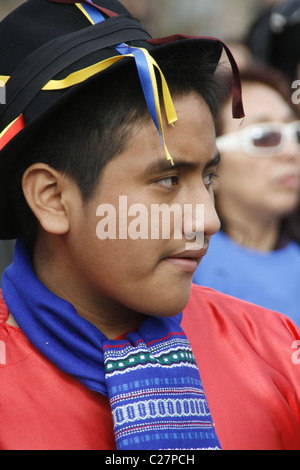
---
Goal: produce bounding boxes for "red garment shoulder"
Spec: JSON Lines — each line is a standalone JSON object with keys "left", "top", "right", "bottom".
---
{"left": 182, "top": 284, "right": 300, "bottom": 450}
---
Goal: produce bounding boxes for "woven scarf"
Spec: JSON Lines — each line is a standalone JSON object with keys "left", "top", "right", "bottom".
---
{"left": 2, "top": 239, "right": 221, "bottom": 450}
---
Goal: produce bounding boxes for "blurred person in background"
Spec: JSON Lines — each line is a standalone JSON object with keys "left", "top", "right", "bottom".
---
{"left": 247, "top": 0, "right": 300, "bottom": 83}
{"left": 0, "top": 1, "right": 26, "bottom": 20}
{"left": 193, "top": 65, "right": 300, "bottom": 325}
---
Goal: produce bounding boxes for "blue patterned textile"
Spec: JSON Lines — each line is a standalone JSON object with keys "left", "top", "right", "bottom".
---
{"left": 104, "top": 324, "right": 221, "bottom": 450}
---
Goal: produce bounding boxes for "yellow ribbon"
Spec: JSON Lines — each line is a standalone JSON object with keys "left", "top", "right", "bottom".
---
{"left": 42, "top": 50, "right": 177, "bottom": 164}
{"left": 74, "top": 2, "right": 177, "bottom": 164}
{"left": 0, "top": 3, "right": 178, "bottom": 165}
{"left": 0, "top": 116, "right": 19, "bottom": 139}
{"left": 0, "top": 76, "right": 9, "bottom": 85}
{"left": 75, "top": 3, "right": 96, "bottom": 24}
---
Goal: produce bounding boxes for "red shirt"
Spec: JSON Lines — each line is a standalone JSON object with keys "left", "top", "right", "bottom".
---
{"left": 1, "top": 285, "right": 300, "bottom": 450}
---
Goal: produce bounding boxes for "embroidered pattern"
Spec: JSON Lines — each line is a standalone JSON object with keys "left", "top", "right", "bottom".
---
{"left": 105, "top": 336, "right": 198, "bottom": 375}
{"left": 104, "top": 332, "right": 221, "bottom": 450}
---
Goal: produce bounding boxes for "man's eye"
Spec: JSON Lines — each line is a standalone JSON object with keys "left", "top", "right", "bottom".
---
{"left": 156, "top": 176, "right": 179, "bottom": 188}
{"left": 204, "top": 172, "right": 218, "bottom": 187}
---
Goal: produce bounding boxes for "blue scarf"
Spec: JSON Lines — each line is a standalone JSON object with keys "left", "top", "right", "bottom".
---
{"left": 2, "top": 239, "right": 221, "bottom": 450}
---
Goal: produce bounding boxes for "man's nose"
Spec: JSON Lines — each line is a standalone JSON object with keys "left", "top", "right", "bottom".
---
{"left": 182, "top": 185, "right": 220, "bottom": 240}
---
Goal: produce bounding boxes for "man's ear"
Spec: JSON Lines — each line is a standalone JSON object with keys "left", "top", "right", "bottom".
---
{"left": 22, "top": 163, "right": 72, "bottom": 235}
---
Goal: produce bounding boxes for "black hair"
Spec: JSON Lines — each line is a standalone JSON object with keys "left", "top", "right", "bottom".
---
{"left": 10, "top": 45, "right": 226, "bottom": 252}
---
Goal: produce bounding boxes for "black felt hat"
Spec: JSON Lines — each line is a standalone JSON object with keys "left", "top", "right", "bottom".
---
{"left": 0, "top": 0, "right": 244, "bottom": 239}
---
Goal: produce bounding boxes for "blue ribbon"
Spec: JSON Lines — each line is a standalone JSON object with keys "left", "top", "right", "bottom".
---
{"left": 82, "top": 1, "right": 163, "bottom": 143}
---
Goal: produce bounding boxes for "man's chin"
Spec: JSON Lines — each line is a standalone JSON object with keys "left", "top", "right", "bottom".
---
{"left": 150, "top": 286, "right": 193, "bottom": 318}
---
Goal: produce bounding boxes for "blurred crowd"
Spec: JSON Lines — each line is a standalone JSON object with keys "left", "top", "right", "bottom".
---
{"left": 1, "top": 0, "right": 300, "bottom": 325}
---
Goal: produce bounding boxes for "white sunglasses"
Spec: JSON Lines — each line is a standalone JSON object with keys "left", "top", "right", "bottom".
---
{"left": 216, "top": 121, "right": 300, "bottom": 156}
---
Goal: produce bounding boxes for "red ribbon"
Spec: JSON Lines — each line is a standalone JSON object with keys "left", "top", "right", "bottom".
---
{"left": 47, "top": 3, "right": 244, "bottom": 119}
{"left": 0, "top": 115, "right": 25, "bottom": 151}
{"left": 148, "top": 35, "right": 245, "bottom": 120}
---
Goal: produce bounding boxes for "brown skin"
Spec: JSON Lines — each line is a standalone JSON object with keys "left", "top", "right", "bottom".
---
{"left": 16, "top": 92, "right": 220, "bottom": 338}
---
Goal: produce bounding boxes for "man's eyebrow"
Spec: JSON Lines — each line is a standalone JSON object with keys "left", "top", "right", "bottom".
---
{"left": 205, "top": 151, "right": 221, "bottom": 169}
{"left": 144, "top": 159, "right": 197, "bottom": 175}
{"left": 145, "top": 152, "right": 221, "bottom": 175}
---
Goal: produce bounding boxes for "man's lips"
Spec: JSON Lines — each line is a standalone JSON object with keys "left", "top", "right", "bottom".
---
{"left": 163, "top": 248, "right": 208, "bottom": 273}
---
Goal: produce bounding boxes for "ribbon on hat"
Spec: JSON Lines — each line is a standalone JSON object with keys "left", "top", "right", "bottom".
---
{"left": 0, "top": 114, "right": 25, "bottom": 151}
{"left": 0, "top": 11, "right": 155, "bottom": 152}
{"left": 0, "top": 0, "right": 177, "bottom": 164}
{"left": 0, "top": 75, "right": 25, "bottom": 150}
{"left": 148, "top": 35, "right": 245, "bottom": 120}
{"left": 73, "top": 1, "right": 177, "bottom": 164}
{"left": 42, "top": 48, "right": 177, "bottom": 164}
{"left": 50, "top": 0, "right": 244, "bottom": 120}
{"left": 0, "top": 0, "right": 244, "bottom": 155}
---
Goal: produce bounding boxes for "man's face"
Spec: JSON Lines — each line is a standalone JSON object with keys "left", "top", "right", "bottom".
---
{"left": 69, "top": 92, "right": 220, "bottom": 328}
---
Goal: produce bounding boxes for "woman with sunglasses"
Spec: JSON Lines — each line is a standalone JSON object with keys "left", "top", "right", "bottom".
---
{"left": 193, "top": 65, "right": 300, "bottom": 325}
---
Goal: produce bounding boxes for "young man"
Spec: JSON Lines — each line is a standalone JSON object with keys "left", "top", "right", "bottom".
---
{"left": 0, "top": 0, "right": 300, "bottom": 451}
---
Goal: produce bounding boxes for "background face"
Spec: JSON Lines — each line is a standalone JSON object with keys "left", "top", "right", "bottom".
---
{"left": 216, "top": 82, "right": 300, "bottom": 222}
